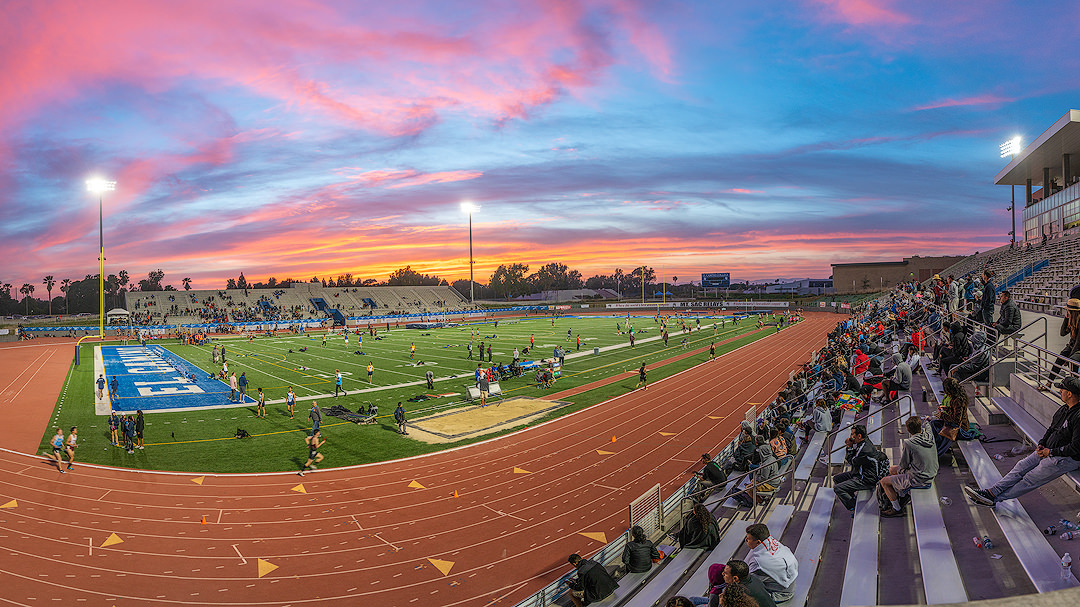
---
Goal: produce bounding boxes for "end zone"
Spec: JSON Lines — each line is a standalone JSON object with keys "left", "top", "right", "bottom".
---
{"left": 95, "top": 344, "right": 253, "bottom": 414}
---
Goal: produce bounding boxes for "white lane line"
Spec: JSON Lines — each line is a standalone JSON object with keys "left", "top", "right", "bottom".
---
{"left": 481, "top": 504, "right": 528, "bottom": 522}
{"left": 231, "top": 544, "right": 247, "bottom": 564}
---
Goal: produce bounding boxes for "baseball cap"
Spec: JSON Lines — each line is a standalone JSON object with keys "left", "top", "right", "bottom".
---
{"left": 1055, "top": 376, "right": 1080, "bottom": 396}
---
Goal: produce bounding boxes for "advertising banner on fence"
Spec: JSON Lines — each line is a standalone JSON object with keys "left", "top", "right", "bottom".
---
{"left": 604, "top": 301, "right": 789, "bottom": 310}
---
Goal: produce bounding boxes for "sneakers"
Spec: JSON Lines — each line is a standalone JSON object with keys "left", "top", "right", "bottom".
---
{"left": 309, "top": 465, "right": 317, "bottom": 470}
{"left": 60, "top": 469, "right": 66, "bottom": 474}
{"left": 298, "top": 470, "right": 305, "bottom": 476}
{"left": 880, "top": 507, "right": 906, "bottom": 518}
{"left": 67, "top": 464, "right": 73, "bottom": 470}
{"left": 127, "top": 449, "right": 134, "bottom": 454}
{"left": 964, "top": 485, "right": 996, "bottom": 507}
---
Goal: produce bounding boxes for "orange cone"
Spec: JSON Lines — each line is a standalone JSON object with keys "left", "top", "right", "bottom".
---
{"left": 201, "top": 515, "right": 207, "bottom": 525}
{"left": 611, "top": 435, "right": 617, "bottom": 443}
{"left": 453, "top": 490, "right": 459, "bottom": 498}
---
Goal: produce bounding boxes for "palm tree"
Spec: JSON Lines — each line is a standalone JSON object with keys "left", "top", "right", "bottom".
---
{"left": 20, "top": 283, "right": 34, "bottom": 315}
{"left": 182, "top": 277, "right": 192, "bottom": 291}
{"left": 60, "top": 278, "right": 72, "bottom": 314}
{"left": 43, "top": 275, "right": 55, "bottom": 315}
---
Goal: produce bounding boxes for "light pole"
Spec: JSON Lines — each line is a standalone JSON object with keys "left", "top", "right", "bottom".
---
{"left": 460, "top": 202, "right": 478, "bottom": 304}
{"left": 1001, "top": 136, "right": 1022, "bottom": 246}
{"left": 87, "top": 178, "right": 116, "bottom": 337}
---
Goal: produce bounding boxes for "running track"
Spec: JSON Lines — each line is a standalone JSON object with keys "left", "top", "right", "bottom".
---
{"left": 0, "top": 314, "right": 834, "bottom": 606}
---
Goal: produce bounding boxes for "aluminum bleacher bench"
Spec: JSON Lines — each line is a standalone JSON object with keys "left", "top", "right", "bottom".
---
{"left": 991, "top": 395, "right": 1080, "bottom": 490}
{"left": 839, "top": 490, "right": 879, "bottom": 607}
{"left": 720, "top": 476, "right": 752, "bottom": 509}
{"left": 794, "top": 433, "right": 826, "bottom": 486}
{"left": 910, "top": 481, "right": 967, "bottom": 604}
{"left": 830, "top": 410, "right": 856, "bottom": 465}
{"left": 592, "top": 570, "right": 651, "bottom": 606}
{"left": 958, "top": 437, "right": 1079, "bottom": 591}
{"left": 789, "top": 486, "right": 835, "bottom": 607}
{"left": 622, "top": 547, "right": 705, "bottom": 607}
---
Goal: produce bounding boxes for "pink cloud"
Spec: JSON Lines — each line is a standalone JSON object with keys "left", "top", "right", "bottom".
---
{"left": 912, "top": 93, "right": 1015, "bottom": 111}
{"left": 727, "top": 188, "right": 763, "bottom": 194}
{"left": 337, "top": 168, "right": 483, "bottom": 189}
{"left": 808, "top": 0, "right": 914, "bottom": 26}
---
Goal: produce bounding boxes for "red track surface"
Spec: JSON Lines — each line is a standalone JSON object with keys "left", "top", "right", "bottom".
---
{"left": 0, "top": 314, "right": 834, "bottom": 606}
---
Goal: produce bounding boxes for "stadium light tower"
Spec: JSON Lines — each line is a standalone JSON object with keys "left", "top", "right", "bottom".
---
{"left": 87, "top": 178, "right": 116, "bottom": 337}
{"left": 1001, "top": 136, "right": 1022, "bottom": 246}
{"left": 460, "top": 202, "right": 478, "bottom": 304}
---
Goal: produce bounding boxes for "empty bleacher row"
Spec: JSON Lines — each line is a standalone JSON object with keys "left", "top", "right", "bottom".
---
{"left": 930, "top": 232, "right": 1080, "bottom": 318}
{"left": 519, "top": 298, "right": 1079, "bottom": 607}
{"left": 123, "top": 284, "right": 470, "bottom": 326}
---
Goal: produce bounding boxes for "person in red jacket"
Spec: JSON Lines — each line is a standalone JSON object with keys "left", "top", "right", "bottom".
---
{"left": 852, "top": 349, "right": 870, "bottom": 376}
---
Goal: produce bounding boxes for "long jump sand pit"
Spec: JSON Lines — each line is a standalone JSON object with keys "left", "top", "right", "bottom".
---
{"left": 407, "top": 396, "right": 573, "bottom": 444}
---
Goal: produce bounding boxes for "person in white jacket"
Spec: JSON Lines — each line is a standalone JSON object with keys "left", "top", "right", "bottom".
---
{"left": 745, "top": 523, "right": 798, "bottom": 603}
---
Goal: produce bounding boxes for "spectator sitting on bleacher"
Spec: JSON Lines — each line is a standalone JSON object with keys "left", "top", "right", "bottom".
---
{"left": 744, "top": 523, "right": 797, "bottom": 603}
{"left": 951, "top": 331, "right": 989, "bottom": 383}
{"left": 993, "top": 290, "right": 1021, "bottom": 340}
{"left": 693, "top": 453, "right": 728, "bottom": 501}
{"left": 564, "top": 553, "right": 618, "bottom": 607}
{"left": 832, "top": 424, "right": 885, "bottom": 512}
{"left": 798, "top": 398, "right": 833, "bottom": 439}
{"left": 931, "top": 377, "right": 970, "bottom": 458}
{"left": 677, "top": 503, "right": 720, "bottom": 550}
{"left": 880, "top": 352, "right": 911, "bottom": 402}
{"left": 722, "top": 559, "right": 776, "bottom": 607}
{"left": 684, "top": 563, "right": 728, "bottom": 607}
{"left": 937, "top": 323, "right": 971, "bottom": 378}
{"left": 621, "top": 525, "right": 662, "bottom": 574}
{"left": 965, "top": 375, "right": 1080, "bottom": 508}
{"left": 726, "top": 432, "right": 758, "bottom": 474}
{"left": 878, "top": 416, "right": 939, "bottom": 517}
{"left": 778, "top": 418, "right": 797, "bottom": 457}
{"left": 1041, "top": 299, "right": 1080, "bottom": 391}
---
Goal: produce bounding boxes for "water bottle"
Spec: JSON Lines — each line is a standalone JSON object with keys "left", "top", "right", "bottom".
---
{"left": 940, "top": 496, "right": 952, "bottom": 506}
{"left": 1062, "top": 553, "right": 1072, "bottom": 582}
{"left": 972, "top": 536, "right": 983, "bottom": 549}
{"left": 1061, "top": 520, "right": 1078, "bottom": 531}
{"left": 1046, "top": 525, "right": 1057, "bottom": 536}
{"left": 922, "top": 388, "right": 927, "bottom": 402}
{"left": 993, "top": 454, "right": 1004, "bottom": 461}
{"left": 983, "top": 536, "right": 994, "bottom": 549}
{"left": 1062, "top": 532, "right": 1076, "bottom": 540}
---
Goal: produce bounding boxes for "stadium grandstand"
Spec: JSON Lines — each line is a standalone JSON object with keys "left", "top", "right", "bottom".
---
{"left": 123, "top": 283, "right": 470, "bottom": 326}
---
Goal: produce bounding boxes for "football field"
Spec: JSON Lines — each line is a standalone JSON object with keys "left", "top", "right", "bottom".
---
{"left": 46, "top": 312, "right": 774, "bottom": 473}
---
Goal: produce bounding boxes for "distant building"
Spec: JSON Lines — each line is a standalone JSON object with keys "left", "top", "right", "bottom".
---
{"left": 764, "top": 279, "right": 834, "bottom": 296}
{"left": 831, "top": 255, "right": 964, "bottom": 294}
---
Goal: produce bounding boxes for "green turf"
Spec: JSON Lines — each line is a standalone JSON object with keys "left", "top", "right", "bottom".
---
{"left": 41, "top": 314, "right": 776, "bottom": 473}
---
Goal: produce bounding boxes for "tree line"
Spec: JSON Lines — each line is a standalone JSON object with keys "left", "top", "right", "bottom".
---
{"left": 2, "top": 262, "right": 678, "bottom": 316}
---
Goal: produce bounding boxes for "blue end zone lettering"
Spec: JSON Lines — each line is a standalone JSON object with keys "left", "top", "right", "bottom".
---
{"left": 103, "top": 345, "right": 249, "bottom": 412}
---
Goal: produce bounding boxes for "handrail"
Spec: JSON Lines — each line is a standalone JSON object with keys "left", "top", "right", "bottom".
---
{"left": 807, "top": 394, "right": 914, "bottom": 486}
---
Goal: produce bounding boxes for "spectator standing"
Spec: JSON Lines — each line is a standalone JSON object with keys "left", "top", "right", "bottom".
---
{"left": 367, "top": 362, "right": 374, "bottom": 384}
{"left": 109, "top": 376, "right": 119, "bottom": 401}
{"left": 564, "top": 553, "right": 618, "bottom": 607}
{"left": 335, "top": 369, "right": 344, "bottom": 397}
{"left": 487, "top": 344, "right": 492, "bottom": 362}
{"left": 228, "top": 372, "right": 238, "bottom": 402}
{"left": 745, "top": 523, "right": 797, "bottom": 603}
{"left": 123, "top": 415, "right": 136, "bottom": 454}
{"left": 479, "top": 373, "right": 490, "bottom": 407}
{"left": 286, "top": 387, "right": 295, "bottom": 419}
{"left": 309, "top": 401, "right": 322, "bottom": 434}
{"left": 966, "top": 376, "right": 1080, "bottom": 507}
{"left": 238, "top": 372, "right": 248, "bottom": 402}
{"left": 879, "top": 416, "right": 939, "bottom": 517}
{"left": 394, "top": 402, "right": 408, "bottom": 435}
{"left": 426, "top": 369, "right": 435, "bottom": 390}
{"left": 977, "top": 269, "right": 996, "bottom": 325}
{"left": 621, "top": 525, "right": 662, "bottom": 574}
{"left": 135, "top": 410, "right": 145, "bottom": 449}
{"left": 96, "top": 374, "right": 106, "bottom": 399}
{"left": 108, "top": 411, "right": 120, "bottom": 446}
{"left": 256, "top": 388, "right": 266, "bottom": 418}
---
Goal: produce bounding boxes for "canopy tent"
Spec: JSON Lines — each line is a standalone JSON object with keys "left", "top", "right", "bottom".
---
{"left": 106, "top": 308, "right": 130, "bottom": 322}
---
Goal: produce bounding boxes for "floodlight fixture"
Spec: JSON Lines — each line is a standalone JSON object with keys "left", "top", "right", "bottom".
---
{"left": 999, "top": 136, "right": 1022, "bottom": 158}
{"left": 460, "top": 201, "right": 479, "bottom": 214}
{"left": 86, "top": 178, "right": 117, "bottom": 193}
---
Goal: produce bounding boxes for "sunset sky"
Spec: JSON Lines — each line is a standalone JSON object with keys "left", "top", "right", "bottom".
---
{"left": 3, "top": 0, "right": 1077, "bottom": 291}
